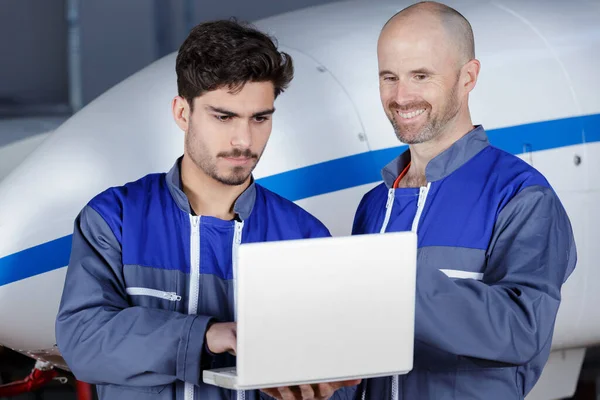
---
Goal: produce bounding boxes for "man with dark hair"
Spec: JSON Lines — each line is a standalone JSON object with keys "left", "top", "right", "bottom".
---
{"left": 353, "top": 1, "right": 576, "bottom": 399}
{"left": 55, "top": 19, "right": 358, "bottom": 400}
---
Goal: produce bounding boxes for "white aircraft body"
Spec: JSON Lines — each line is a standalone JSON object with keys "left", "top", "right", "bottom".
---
{"left": 0, "top": 1, "right": 598, "bottom": 399}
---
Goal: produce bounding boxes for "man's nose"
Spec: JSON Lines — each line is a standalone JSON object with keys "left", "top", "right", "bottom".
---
{"left": 393, "top": 80, "right": 416, "bottom": 104}
{"left": 231, "top": 121, "right": 252, "bottom": 148}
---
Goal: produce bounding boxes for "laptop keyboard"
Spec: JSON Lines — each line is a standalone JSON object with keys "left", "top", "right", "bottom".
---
{"left": 218, "top": 367, "right": 237, "bottom": 376}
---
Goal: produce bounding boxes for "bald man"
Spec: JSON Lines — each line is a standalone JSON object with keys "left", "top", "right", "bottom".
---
{"left": 351, "top": 2, "right": 577, "bottom": 399}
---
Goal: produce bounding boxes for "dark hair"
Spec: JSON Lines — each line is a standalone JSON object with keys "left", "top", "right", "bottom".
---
{"left": 176, "top": 19, "right": 294, "bottom": 110}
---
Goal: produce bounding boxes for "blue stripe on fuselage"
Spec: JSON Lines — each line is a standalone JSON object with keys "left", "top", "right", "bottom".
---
{"left": 1, "top": 113, "right": 598, "bottom": 286}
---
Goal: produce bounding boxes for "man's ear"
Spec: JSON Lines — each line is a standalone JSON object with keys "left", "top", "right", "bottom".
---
{"left": 462, "top": 58, "right": 481, "bottom": 94}
{"left": 172, "top": 96, "right": 191, "bottom": 132}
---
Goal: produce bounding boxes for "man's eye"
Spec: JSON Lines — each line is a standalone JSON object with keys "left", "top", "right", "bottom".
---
{"left": 383, "top": 76, "right": 397, "bottom": 82}
{"left": 254, "top": 116, "right": 269, "bottom": 123}
{"left": 216, "top": 115, "right": 230, "bottom": 122}
{"left": 415, "top": 74, "right": 427, "bottom": 80}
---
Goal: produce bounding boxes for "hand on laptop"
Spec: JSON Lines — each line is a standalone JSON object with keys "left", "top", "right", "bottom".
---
{"left": 206, "top": 322, "right": 237, "bottom": 356}
{"left": 260, "top": 379, "right": 361, "bottom": 400}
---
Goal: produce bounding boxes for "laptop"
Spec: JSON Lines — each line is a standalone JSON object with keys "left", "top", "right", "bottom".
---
{"left": 203, "top": 231, "right": 417, "bottom": 390}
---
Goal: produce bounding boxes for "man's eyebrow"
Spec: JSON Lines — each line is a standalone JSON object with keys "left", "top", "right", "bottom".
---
{"left": 379, "top": 68, "right": 437, "bottom": 77}
{"left": 205, "top": 106, "right": 275, "bottom": 118}
{"left": 252, "top": 108, "right": 275, "bottom": 118}
{"left": 206, "top": 106, "right": 239, "bottom": 117}
{"left": 410, "top": 68, "right": 436, "bottom": 75}
{"left": 379, "top": 70, "right": 396, "bottom": 77}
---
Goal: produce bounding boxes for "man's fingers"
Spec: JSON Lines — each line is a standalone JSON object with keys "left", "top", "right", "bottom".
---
{"left": 205, "top": 322, "right": 238, "bottom": 355}
{"left": 317, "top": 383, "right": 337, "bottom": 399}
{"left": 226, "top": 327, "right": 237, "bottom": 356}
{"left": 260, "top": 388, "right": 283, "bottom": 399}
{"left": 328, "top": 379, "right": 362, "bottom": 390}
{"left": 278, "top": 386, "right": 299, "bottom": 400}
{"left": 299, "top": 384, "right": 315, "bottom": 399}
{"left": 315, "top": 380, "right": 362, "bottom": 399}
{"left": 260, "top": 387, "right": 297, "bottom": 400}
{"left": 260, "top": 380, "right": 362, "bottom": 400}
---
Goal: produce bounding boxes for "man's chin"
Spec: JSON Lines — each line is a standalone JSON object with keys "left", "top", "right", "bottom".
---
{"left": 214, "top": 171, "right": 252, "bottom": 186}
{"left": 395, "top": 131, "right": 424, "bottom": 145}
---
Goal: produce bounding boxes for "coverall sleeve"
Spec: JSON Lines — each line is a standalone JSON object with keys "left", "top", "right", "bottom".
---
{"left": 414, "top": 185, "right": 577, "bottom": 365}
{"left": 55, "top": 206, "right": 213, "bottom": 387}
{"left": 307, "top": 219, "right": 332, "bottom": 239}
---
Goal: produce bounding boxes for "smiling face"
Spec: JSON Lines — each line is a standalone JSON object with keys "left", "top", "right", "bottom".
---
{"left": 176, "top": 81, "right": 276, "bottom": 186}
{"left": 377, "top": 12, "right": 469, "bottom": 145}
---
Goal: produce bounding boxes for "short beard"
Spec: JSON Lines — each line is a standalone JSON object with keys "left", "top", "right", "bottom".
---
{"left": 388, "top": 78, "right": 461, "bottom": 145}
{"left": 186, "top": 126, "right": 260, "bottom": 186}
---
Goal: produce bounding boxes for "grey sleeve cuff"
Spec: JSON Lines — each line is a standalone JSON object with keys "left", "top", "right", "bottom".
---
{"left": 177, "top": 315, "right": 214, "bottom": 384}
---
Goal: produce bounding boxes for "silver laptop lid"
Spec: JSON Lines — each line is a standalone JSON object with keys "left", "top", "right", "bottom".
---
{"left": 235, "top": 232, "right": 417, "bottom": 388}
